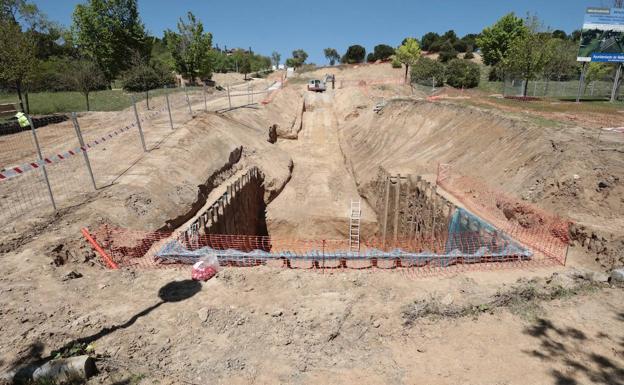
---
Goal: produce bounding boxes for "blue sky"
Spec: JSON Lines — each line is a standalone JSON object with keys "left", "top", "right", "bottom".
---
{"left": 35, "top": 0, "right": 613, "bottom": 64}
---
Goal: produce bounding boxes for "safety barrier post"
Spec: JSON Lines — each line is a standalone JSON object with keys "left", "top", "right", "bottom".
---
{"left": 164, "top": 85, "right": 174, "bottom": 130}
{"left": 71, "top": 112, "right": 97, "bottom": 190}
{"left": 576, "top": 62, "right": 587, "bottom": 103}
{"left": 382, "top": 176, "right": 390, "bottom": 248}
{"left": 184, "top": 87, "right": 193, "bottom": 116}
{"left": 131, "top": 95, "right": 147, "bottom": 152}
{"left": 393, "top": 175, "right": 401, "bottom": 243}
{"left": 26, "top": 114, "right": 56, "bottom": 211}
{"left": 227, "top": 85, "right": 232, "bottom": 109}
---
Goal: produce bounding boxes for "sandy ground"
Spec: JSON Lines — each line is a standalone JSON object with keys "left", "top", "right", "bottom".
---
{"left": 266, "top": 90, "right": 376, "bottom": 239}
{"left": 0, "top": 65, "right": 623, "bottom": 385}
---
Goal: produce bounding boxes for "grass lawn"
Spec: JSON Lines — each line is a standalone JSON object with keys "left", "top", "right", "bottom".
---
{"left": 0, "top": 87, "right": 200, "bottom": 115}
{"left": 476, "top": 96, "right": 624, "bottom": 114}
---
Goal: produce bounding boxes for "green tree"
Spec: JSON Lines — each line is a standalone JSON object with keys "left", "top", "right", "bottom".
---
{"left": 28, "top": 56, "right": 74, "bottom": 92}
{"left": 395, "top": 37, "right": 421, "bottom": 82}
{"left": 411, "top": 57, "right": 445, "bottom": 87}
{"left": 342, "top": 44, "right": 366, "bottom": 64}
{"left": 1, "top": 0, "right": 48, "bottom": 31}
{"left": 323, "top": 47, "right": 339, "bottom": 65}
{"left": 477, "top": 13, "right": 528, "bottom": 66}
{"left": 150, "top": 36, "right": 174, "bottom": 71}
{"left": 271, "top": 51, "right": 281, "bottom": 68}
{"left": 0, "top": 21, "right": 37, "bottom": 112}
{"left": 445, "top": 59, "right": 480, "bottom": 88}
{"left": 584, "top": 63, "right": 612, "bottom": 93}
{"left": 63, "top": 60, "right": 107, "bottom": 111}
{"left": 164, "top": 12, "right": 213, "bottom": 84}
{"left": 72, "top": 0, "right": 150, "bottom": 83}
{"left": 503, "top": 28, "right": 553, "bottom": 96}
{"left": 421, "top": 32, "right": 440, "bottom": 51}
{"left": 122, "top": 55, "right": 174, "bottom": 109}
{"left": 438, "top": 41, "right": 458, "bottom": 62}
{"left": 543, "top": 38, "right": 578, "bottom": 82}
{"left": 460, "top": 33, "right": 479, "bottom": 51}
{"left": 287, "top": 49, "right": 307, "bottom": 68}
{"left": 250, "top": 54, "right": 271, "bottom": 73}
{"left": 236, "top": 52, "right": 251, "bottom": 79}
{"left": 551, "top": 29, "right": 567, "bottom": 40}
{"left": 372, "top": 44, "right": 395, "bottom": 61}
{"left": 207, "top": 50, "right": 228, "bottom": 73}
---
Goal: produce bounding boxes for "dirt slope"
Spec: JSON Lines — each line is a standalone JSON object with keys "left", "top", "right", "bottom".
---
{"left": 334, "top": 89, "right": 624, "bottom": 269}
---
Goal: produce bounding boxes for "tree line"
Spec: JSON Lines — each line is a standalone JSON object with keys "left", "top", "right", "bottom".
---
{"left": 281, "top": 13, "right": 619, "bottom": 96}
{"left": 0, "top": 0, "right": 273, "bottom": 113}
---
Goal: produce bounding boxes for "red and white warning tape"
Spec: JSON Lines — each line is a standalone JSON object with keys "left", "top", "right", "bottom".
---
{"left": 0, "top": 105, "right": 168, "bottom": 181}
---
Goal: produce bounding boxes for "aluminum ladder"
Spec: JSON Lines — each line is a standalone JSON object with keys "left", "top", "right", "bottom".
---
{"left": 349, "top": 199, "right": 361, "bottom": 253}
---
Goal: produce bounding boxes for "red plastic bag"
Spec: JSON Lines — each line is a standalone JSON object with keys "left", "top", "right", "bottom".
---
{"left": 191, "top": 255, "right": 219, "bottom": 281}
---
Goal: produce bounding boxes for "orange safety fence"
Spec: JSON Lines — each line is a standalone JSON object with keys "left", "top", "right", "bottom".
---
{"left": 436, "top": 163, "right": 570, "bottom": 265}
{"left": 82, "top": 222, "right": 562, "bottom": 277}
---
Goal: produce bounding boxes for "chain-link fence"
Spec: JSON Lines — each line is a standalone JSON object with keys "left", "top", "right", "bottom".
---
{"left": 0, "top": 81, "right": 275, "bottom": 226}
{"left": 503, "top": 76, "right": 623, "bottom": 100}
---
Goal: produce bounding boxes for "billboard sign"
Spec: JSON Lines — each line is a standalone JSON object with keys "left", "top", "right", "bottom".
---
{"left": 578, "top": 7, "right": 624, "bottom": 62}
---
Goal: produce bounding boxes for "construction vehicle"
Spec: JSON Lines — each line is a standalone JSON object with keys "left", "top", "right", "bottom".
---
{"left": 307, "top": 79, "right": 326, "bottom": 92}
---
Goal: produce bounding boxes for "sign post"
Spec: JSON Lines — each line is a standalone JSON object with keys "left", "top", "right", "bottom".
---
{"left": 576, "top": 62, "right": 588, "bottom": 102}
{"left": 576, "top": 7, "right": 624, "bottom": 102}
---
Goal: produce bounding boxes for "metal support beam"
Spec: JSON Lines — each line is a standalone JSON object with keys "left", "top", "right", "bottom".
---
{"left": 131, "top": 95, "right": 147, "bottom": 152}
{"left": 71, "top": 112, "right": 97, "bottom": 190}
{"left": 27, "top": 115, "right": 56, "bottom": 211}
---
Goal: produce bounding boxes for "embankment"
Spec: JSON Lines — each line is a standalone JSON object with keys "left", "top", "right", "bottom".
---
{"left": 334, "top": 89, "right": 624, "bottom": 268}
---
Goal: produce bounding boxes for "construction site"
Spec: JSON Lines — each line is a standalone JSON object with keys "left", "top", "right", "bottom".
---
{"left": 0, "top": 60, "right": 622, "bottom": 384}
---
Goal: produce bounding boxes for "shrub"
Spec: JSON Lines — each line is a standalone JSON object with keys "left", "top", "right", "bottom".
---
{"left": 464, "top": 51, "right": 475, "bottom": 59}
{"left": 445, "top": 59, "right": 480, "bottom": 88}
{"left": 411, "top": 57, "right": 445, "bottom": 87}
{"left": 438, "top": 41, "right": 458, "bottom": 63}
{"left": 391, "top": 57, "right": 402, "bottom": 68}
{"left": 453, "top": 40, "right": 468, "bottom": 52}
{"left": 367, "top": 53, "right": 376, "bottom": 63}
{"left": 429, "top": 40, "right": 443, "bottom": 52}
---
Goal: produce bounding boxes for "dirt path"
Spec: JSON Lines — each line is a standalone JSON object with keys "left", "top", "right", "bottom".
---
{"left": 266, "top": 90, "right": 377, "bottom": 239}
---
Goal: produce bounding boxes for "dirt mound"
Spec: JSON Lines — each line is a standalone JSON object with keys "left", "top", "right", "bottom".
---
{"left": 224, "top": 86, "right": 305, "bottom": 140}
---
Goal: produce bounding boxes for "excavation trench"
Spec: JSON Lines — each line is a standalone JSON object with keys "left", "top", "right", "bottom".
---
{"left": 88, "top": 90, "right": 538, "bottom": 269}
{"left": 133, "top": 164, "right": 532, "bottom": 269}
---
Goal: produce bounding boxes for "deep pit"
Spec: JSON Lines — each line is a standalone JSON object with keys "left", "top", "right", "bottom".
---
{"left": 88, "top": 87, "right": 560, "bottom": 270}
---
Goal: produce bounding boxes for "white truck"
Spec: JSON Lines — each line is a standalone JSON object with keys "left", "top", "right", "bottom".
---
{"left": 307, "top": 79, "right": 326, "bottom": 92}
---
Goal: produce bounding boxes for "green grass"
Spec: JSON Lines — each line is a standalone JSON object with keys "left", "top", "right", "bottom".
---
{"left": 0, "top": 87, "right": 200, "bottom": 115}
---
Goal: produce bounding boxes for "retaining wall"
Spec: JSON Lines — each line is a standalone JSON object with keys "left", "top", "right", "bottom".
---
{"left": 369, "top": 167, "right": 455, "bottom": 245}
{"left": 185, "top": 167, "right": 268, "bottom": 241}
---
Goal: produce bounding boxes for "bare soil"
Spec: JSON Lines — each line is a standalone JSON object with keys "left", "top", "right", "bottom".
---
{"left": 0, "top": 65, "right": 623, "bottom": 385}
